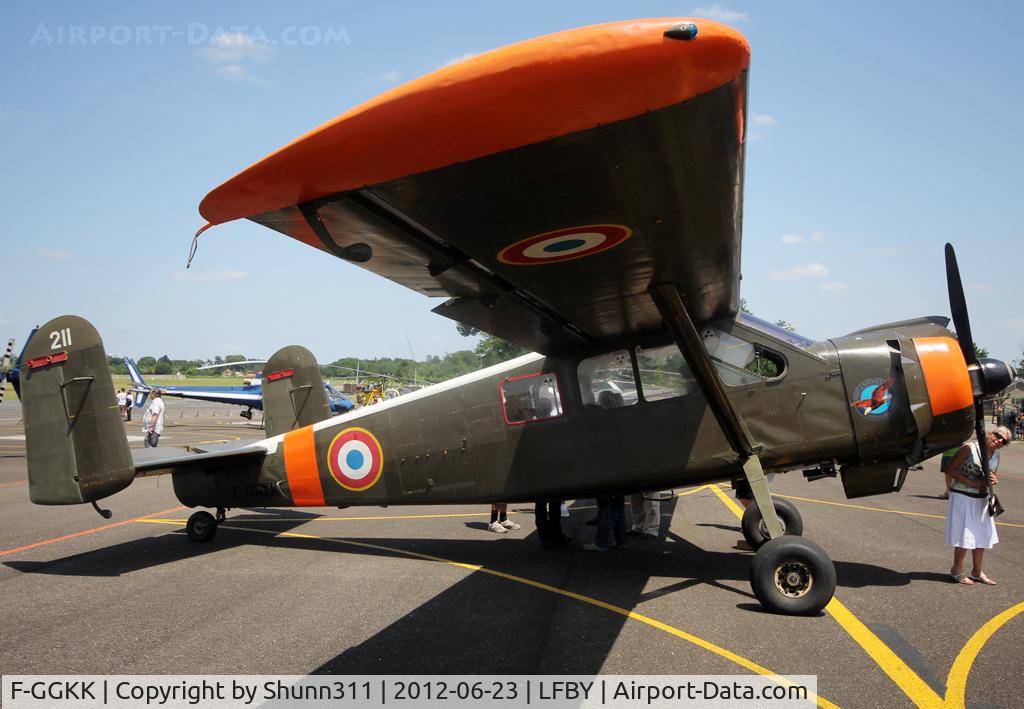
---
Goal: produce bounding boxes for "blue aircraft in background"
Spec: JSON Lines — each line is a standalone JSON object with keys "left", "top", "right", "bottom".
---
{"left": 124, "top": 358, "right": 354, "bottom": 419}
{"left": 0, "top": 327, "right": 38, "bottom": 403}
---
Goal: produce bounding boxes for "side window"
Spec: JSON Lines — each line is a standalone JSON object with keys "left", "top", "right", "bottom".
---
{"left": 577, "top": 350, "right": 637, "bottom": 409}
{"left": 636, "top": 344, "right": 697, "bottom": 401}
{"left": 500, "top": 372, "right": 564, "bottom": 425}
{"left": 636, "top": 328, "right": 787, "bottom": 402}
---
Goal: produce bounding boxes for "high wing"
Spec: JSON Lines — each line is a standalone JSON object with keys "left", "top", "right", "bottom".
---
{"left": 199, "top": 18, "right": 750, "bottom": 354}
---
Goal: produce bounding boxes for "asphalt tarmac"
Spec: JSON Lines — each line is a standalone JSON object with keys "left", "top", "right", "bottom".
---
{"left": 1, "top": 399, "right": 1021, "bottom": 708}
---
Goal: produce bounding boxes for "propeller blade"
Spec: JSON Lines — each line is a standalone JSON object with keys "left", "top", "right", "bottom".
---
{"left": 944, "top": 243, "right": 978, "bottom": 367}
{"left": 0, "top": 337, "right": 14, "bottom": 404}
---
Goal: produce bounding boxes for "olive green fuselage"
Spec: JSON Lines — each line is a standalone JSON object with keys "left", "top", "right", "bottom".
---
{"left": 173, "top": 321, "right": 891, "bottom": 511}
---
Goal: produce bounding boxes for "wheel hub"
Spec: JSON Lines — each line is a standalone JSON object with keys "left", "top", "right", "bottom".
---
{"left": 774, "top": 560, "right": 812, "bottom": 598}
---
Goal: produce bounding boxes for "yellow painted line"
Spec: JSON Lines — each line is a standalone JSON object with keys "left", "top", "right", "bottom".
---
{"left": 825, "top": 598, "right": 943, "bottom": 708}
{"left": 944, "top": 602, "right": 1024, "bottom": 707}
{"left": 709, "top": 483, "right": 745, "bottom": 517}
{"left": 139, "top": 519, "right": 834, "bottom": 709}
{"left": 775, "top": 492, "right": 1024, "bottom": 529}
{"left": 711, "top": 484, "right": 943, "bottom": 708}
{"left": 193, "top": 436, "right": 242, "bottom": 445}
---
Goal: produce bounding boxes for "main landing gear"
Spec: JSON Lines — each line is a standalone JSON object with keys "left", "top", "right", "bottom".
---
{"left": 741, "top": 497, "right": 803, "bottom": 550}
{"left": 751, "top": 537, "right": 836, "bottom": 615}
{"left": 240, "top": 408, "right": 254, "bottom": 420}
{"left": 186, "top": 507, "right": 226, "bottom": 543}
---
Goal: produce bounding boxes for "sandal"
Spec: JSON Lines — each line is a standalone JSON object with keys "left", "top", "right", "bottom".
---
{"left": 950, "top": 572, "right": 974, "bottom": 585}
{"left": 969, "top": 573, "right": 996, "bottom": 585}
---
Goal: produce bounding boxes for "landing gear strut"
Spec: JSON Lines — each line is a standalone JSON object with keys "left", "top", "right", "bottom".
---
{"left": 186, "top": 507, "right": 226, "bottom": 543}
{"left": 240, "top": 408, "right": 254, "bottom": 420}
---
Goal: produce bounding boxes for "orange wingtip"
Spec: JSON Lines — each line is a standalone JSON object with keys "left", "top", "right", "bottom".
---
{"left": 200, "top": 18, "right": 750, "bottom": 225}
{"left": 913, "top": 337, "right": 973, "bottom": 416}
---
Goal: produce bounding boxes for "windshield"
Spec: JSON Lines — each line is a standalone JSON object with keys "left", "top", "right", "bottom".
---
{"left": 738, "top": 313, "right": 814, "bottom": 349}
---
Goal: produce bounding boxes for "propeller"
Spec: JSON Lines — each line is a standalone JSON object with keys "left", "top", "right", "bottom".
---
{"left": 0, "top": 337, "right": 14, "bottom": 402}
{"left": 944, "top": 243, "right": 1015, "bottom": 514}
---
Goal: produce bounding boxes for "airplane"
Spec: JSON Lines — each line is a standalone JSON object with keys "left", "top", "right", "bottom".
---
{"left": 19, "top": 18, "right": 1015, "bottom": 615}
{"left": 123, "top": 357, "right": 354, "bottom": 418}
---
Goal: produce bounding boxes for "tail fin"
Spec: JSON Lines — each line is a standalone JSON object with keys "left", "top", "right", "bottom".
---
{"left": 123, "top": 357, "right": 150, "bottom": 408}
{"left": 262, "top": 345, "right": 331, "bottom": 438}
{"left": 23, "top": 316, "right": 134, "bottom": 505}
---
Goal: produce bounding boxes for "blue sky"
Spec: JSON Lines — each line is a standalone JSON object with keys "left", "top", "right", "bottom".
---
{"left": 2, "top": 1, "right": 1022, "bottom": 366}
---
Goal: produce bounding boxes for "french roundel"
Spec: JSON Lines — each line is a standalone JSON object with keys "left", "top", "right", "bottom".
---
{"left": 326, "top": 427, "right": 384, "bottom": 492}
{"left": 497, "top": 224, "right": 632, "bottom": 265}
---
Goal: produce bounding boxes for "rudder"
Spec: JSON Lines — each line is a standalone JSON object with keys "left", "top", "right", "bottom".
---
{"left": 23, "top": 315, "right": 134, "bottom": 505}
{"left": 262, "top": 345, "right": 331, "bottom": 438}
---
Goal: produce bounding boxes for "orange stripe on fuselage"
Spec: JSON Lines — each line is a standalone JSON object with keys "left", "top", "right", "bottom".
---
{"left": 283, "top": 427, "right": 325, "bottom": 506}
{"left": 913, "top": 337, "right": 973, "bottom": 416}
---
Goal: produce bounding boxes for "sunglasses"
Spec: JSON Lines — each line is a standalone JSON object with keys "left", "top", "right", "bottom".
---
{"left": 993, "top": 433, "right": 1008, "bottom": 445}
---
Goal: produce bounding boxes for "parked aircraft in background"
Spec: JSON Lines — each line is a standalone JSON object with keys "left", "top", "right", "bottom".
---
{"left": 124, "top": 357, "right": 354, "bottom": 418}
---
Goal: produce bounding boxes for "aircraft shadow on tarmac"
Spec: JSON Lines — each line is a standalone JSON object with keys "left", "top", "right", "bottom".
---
{"left": 3, "top": 499, "right": 948, "bottom": 673}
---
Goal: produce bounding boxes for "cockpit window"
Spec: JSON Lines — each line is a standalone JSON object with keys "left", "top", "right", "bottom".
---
{"left": 636, "top": 325, "right": 788, "bottom": 400}
{"left": 738, "top": 312, "right": 814, "bottom": 349}
{"left": 500, "top": 372, "right": 564, "bottom": 425}
{"left": 636, "top": 344, "right": 698, "bottom": 401}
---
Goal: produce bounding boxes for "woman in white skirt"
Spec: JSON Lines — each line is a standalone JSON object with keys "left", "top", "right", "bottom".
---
{"left": 944, "top": 426, "right": 1010, "bottom": 585}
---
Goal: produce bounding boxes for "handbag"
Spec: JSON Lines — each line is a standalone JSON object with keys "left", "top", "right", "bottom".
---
{"left": 988, "top": 494, "right": 1005, "bottom": 518}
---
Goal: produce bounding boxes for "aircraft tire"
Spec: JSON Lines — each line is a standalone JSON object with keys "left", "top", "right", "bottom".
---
{"left": 186, "top": 511, "right": 217, "bottom": 543}
{"left": 750, "top": 537, "right": 835, "bottom": 615}
{"left": 741, "top": 497, "right": 802, "bottom": 550}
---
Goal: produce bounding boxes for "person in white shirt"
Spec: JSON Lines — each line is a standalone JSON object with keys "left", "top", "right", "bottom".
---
{"left": 116, "top": 389, "right": 127, "bottom": 420}
{"left": 143, "top": 389, "right": 166, "bottom": 447}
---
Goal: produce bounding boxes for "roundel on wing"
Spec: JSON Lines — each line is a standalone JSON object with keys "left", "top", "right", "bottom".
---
{"left": 326, "top": 427, "right": 384, "bottom": 491}
{"left": 497, "top": 224, "right": 632, "bottom": 265}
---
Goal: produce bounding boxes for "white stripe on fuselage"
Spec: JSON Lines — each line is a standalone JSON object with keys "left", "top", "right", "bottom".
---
{"left": 254, "top": 352, "right": 545, "bottom": 455}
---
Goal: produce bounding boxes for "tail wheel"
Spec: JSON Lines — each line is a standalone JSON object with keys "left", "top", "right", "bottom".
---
{"left": 186, "top": 511, "right": 217, "bottom": 543}
{"left": 750, "top": 537, "right": 835, "bottom": 615}
{"left": 741, "top": 497, "right": 803, "bottom": 550}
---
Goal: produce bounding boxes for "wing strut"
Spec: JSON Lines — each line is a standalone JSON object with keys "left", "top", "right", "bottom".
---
{"left": 648, "top": 282, "right": 783, "bottom": 538}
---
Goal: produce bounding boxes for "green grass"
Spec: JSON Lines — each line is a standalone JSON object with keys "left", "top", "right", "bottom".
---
{"left": 2, "top": 375, "right": 257, "bottom": 402}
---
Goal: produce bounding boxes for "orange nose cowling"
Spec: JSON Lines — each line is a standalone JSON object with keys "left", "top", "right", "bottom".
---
{"left": 913, "top": 337, "right": 974, "bottom": 416}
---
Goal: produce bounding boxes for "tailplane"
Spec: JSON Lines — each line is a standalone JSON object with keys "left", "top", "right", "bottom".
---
{"left": 123, "top": 357, "right": 151, "bottom": 408}
{"left": 23, "top": 315, "right": 134, "bottom": 506}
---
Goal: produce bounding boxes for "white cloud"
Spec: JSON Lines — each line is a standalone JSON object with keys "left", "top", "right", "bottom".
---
{"left": 694, "top": 6, "right": 752, "bottom": 23}
{"left": 36, "top": 248, "right": 71, "bottom": 259}
{"left": 768, "top": 263, "right": 829, "bottom": 281}
{"left": 751, "top": 113, "right": 777, "bottom": 126}
{"left": 819, "top": 281, "right": 848, "bottom": 292}
{"left": 376, "top": 70, "right": 400, "bottom": 83}
{"left": 197, "top": 32, "right": 274, "bottom": 82}
{"left": 171, "top": 269, "right": 247, "bottom": 282}
{"left": 439, "top": 52, "right": 476, "bottom": 68}
{"left": 782, "top": 232, "right": 825, "bottom": 246}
